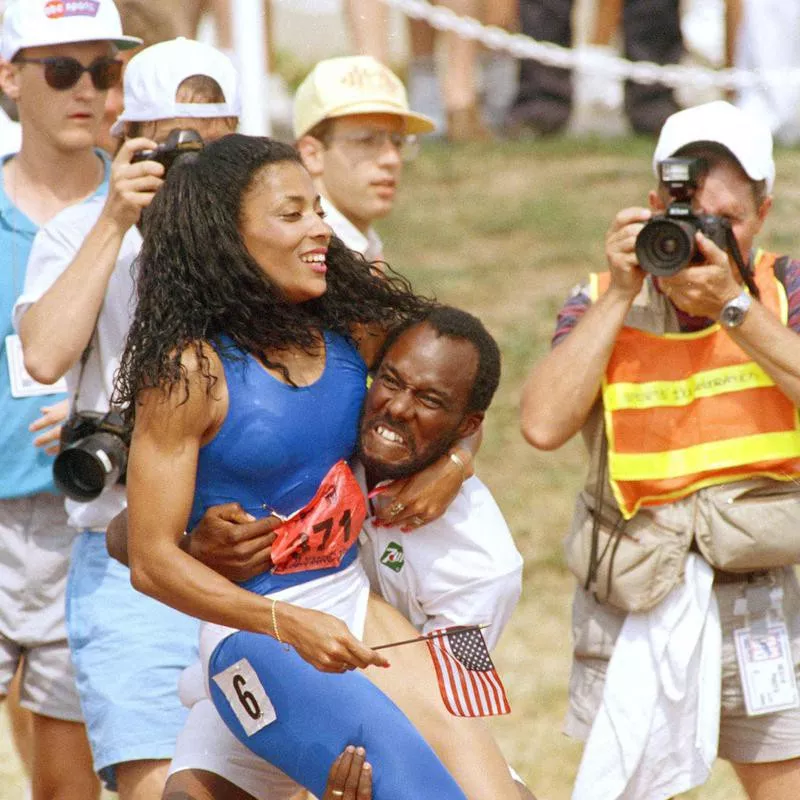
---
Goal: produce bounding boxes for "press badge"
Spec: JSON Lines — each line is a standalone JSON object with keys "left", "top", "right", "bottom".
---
{"left": 733, "top": 585, "right": 799, "bottom": 716}
{"left": 212, "top": 658, "right": 276, "bottom": 736}
{"left": 5, "top": 335, "right": 67, "bottom": 397}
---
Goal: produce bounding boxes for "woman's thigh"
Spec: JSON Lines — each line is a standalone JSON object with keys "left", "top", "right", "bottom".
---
{"left": 361, "top": 593, "right": 518, "bottom": 800}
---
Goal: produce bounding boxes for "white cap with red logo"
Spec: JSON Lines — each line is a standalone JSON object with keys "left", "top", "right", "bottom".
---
{"left": 1, "top": 0, "right": 142, "bottom": 62}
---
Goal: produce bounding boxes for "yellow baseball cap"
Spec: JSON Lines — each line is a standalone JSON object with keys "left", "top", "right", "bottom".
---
{"left": 293, "top": 55, "right": 436, "bottom": 139}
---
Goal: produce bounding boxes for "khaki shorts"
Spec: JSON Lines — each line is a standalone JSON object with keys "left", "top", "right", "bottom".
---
{"left": 0, "top": 493, "right": 82, "bottom": 721}
{"left": 566, "top": 566, "right": 800, "bottom": 764}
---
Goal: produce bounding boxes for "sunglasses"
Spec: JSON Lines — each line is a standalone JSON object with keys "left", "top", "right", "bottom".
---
{"left": 14, "top": 56, "right": 123, "bottom": 91}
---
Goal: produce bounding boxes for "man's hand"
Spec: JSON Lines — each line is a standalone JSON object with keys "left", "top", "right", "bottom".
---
{"left": 182, "top": 503, "right": 281, "bottom": 583}
{"left": 100, "top": 137, "right": 165, "bottom": 232}
{"left": 29, "top": 398, "right": 69, "bottom": 456}
{"left": 323, "top": 746, "right": 372, "bottom": 800}
{"left": 606, "top": 207, "right": 650, "bottom": 299}
{"left": 658, "top": 230, "right": 743, "bottom": 319}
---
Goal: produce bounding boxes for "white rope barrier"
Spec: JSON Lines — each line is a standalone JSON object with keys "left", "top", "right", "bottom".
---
{"left": 376, "top": 0, "right": 800, "bottom": 92}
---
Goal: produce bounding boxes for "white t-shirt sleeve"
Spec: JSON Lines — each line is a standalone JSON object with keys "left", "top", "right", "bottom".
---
{"left": 411, "top": 478, "right": 523, "bottom": 652}
{"left": 12, "top": 202, "right": 101, "bottom": 331}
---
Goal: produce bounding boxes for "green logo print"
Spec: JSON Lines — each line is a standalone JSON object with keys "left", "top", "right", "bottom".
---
{"left": 380, "top": 541, "right": 405, "bottom": 573}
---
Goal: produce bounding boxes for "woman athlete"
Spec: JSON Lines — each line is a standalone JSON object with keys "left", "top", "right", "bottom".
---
{"left": 115, "top": 135, "right": 518, "bottom": 799}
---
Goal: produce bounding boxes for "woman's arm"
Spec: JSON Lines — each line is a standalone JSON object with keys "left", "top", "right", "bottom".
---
{"left": 126, "top": 347, "right": 388, "bottom": 673}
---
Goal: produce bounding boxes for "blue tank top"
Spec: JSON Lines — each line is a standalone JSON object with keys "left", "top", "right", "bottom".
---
{"left": 190, "top": 331, "right": 367, "bottom": 594}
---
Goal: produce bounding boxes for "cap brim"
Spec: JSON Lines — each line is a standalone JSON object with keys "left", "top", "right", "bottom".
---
{"left": 113, "top": 36, "right": 144, "bottom": 51}
{"left": 322, "top": 104, "right": 437, "bottom": 135}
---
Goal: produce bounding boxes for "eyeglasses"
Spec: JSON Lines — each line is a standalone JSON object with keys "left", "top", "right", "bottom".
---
{"left": 328, "top": 129, "right": 420, "bottom": 162}
{"left": 14, "top": 56, "right": 123, "bottom": 91}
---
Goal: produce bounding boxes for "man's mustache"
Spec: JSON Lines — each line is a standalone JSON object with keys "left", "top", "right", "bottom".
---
{"left": 362, "top": 412, "right": 416, "bottom": 453}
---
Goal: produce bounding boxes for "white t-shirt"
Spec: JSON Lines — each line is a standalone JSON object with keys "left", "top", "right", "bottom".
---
{"left": 321, "top": 196, "right": 383, "bottom": 264}
{"left": 357, "top": 464, "right": 523, "bottom": 651}
{"left": 13, "top": 198, "right": 142, "bottom": 530}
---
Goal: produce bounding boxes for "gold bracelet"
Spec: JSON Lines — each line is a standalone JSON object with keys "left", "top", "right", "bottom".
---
{"left": 270, "top": 598, "right": 284, "bottom": 645}
{"left": 449, "top": 450, "right": 467, "bottom": 478}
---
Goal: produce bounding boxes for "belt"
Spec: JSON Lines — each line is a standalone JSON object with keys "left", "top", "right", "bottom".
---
{"left": 712, "top": 568, "right": 771, "bottom": 585}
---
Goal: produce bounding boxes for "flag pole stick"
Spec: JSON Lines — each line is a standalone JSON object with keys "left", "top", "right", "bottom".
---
{"left": 372, "top": 623, "right": 491, "bottom": 651}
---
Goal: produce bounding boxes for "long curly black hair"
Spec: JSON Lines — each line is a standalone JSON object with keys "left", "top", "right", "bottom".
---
{"left": 114, "top": 134, "right": 433, "bottom": 420}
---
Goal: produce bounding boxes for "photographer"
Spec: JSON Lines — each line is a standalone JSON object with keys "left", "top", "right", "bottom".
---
{"left": 13, "top": 37, "right": 239, "bottom": 800}
{"left": 521, "top": 100, "right": 800, "bottom": 799}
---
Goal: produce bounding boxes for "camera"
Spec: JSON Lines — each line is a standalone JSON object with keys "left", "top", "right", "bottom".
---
{"left": 53, "top": 410, "right": 129, "bottom": 502}
{"left": 131, "top": 127, "right": 204, "bottom": 174}
{"left": 635, "top": 157, "right": 731, "bottom": 277}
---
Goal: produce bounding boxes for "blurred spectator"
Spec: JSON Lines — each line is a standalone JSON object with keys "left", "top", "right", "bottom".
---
{"left": 0, "top": 1, "right": 140, "bottom": 798}
{"left": 345, "top": 0, "right": 517, "bottom": 142}
{"left": 114, "top": 0, "right": 292, "bottom": 132}
{"left": 507, "top": 0, "right": 683, "bottom": 136}
{"left": 734, "top": 0, "right": 800, "bottom": 145}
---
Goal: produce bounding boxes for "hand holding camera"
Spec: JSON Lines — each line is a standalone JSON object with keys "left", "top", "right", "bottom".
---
{"left": 102, "top": 128, "right": 205, "bottom": 233}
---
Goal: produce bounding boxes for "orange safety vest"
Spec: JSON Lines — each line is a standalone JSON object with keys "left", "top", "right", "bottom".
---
{"left": 591, "top": 251, "right": 800, "bottom": 519}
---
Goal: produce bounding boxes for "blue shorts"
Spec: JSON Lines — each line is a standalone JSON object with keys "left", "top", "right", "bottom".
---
{"left": 209, "top": 630, "right": 468, "bottom": 799}
{"left": 65, "top": 531, "right": 200, "bottom": 790}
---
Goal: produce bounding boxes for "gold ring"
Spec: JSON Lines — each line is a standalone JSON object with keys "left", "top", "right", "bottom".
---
{"left": 331, "top": 791, "right": 344, "bottom": 797}
{"left": 388, "top": 502, "right": 405, "bottom": 517}
{"left": 409, "top": 516, "right": 425, "bottom": 527}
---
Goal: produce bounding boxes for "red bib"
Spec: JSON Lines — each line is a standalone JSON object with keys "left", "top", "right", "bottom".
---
{"left": 270, "top": 461, "right": 366, "bottom": 575}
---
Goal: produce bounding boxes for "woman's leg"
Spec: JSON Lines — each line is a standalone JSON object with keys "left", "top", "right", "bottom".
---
{"left": 361, "top": 593, "right": 519, "bottom": 799}
{"left": 208, "top": 631, "right": 468, "bottom": 800}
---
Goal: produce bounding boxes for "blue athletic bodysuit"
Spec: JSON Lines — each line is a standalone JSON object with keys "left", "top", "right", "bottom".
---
{"left": 202, "top": 333, "right": 467, "bottom": 799}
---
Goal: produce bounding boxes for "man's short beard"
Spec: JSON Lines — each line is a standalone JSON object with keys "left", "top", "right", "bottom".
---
{"left": 358, "top": 430, "right": 458, "bottom": 483}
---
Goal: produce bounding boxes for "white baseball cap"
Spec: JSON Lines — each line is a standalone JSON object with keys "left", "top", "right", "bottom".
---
{"left": 1, "top": 0, "right": 142, "bottom": 62}
{"left": 110, "top": 37, "right": 240, "bottom": 136}
{"left": 653, "top": 100, "right": 775, "bottom": 192}
{"left": 293, "top": 55, "right": 436, "bottom": 139}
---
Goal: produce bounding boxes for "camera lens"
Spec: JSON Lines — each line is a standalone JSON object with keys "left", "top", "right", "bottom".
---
{"left": 53, "top": 432, "right": 127, "bottom": 501}
{"left": 635, "top": 218, "right": 696, "bottom": 277}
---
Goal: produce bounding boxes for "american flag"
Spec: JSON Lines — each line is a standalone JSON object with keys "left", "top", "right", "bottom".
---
{"left": 426, "top": 626, "right": 511, "bottom": 717}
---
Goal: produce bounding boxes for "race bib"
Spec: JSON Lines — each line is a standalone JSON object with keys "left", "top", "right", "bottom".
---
{"left": 270, "top": 460, "right": 366, "bottom": 575}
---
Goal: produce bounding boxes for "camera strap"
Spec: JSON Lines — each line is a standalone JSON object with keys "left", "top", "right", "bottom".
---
{"left": 71, "top": 338, "right": 94, "bottom": 412}
{"left": 725, "top": 228, "right": 760, "bottom": 300}
{"left": 585, "top": 420, "right": 627, "bottom": 602}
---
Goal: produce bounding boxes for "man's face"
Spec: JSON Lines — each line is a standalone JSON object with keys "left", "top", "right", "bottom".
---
{"left": 650, "top": 158, "right": 771, "bottom": 262}
{"left": 313, "top": 112, "right": 406, "bottom": 232}
{"left": 358, "top": 323, "right": 483, "bottom": 481}
{"left": 2, "top": 41, "right": 114, "bottom": 152}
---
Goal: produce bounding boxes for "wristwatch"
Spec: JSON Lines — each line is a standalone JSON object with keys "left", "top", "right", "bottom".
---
{"left": 719, "top": 291, "right": 753, "bottom": 328}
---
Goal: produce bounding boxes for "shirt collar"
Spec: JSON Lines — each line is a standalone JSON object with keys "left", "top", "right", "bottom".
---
{"left": 321, "top": 196, "right": 383, "bottom": 263}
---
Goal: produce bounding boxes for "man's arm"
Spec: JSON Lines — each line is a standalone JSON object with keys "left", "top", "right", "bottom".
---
{"left": 17, "top": 138, "right": 163, "bottom": 384}
{"left": 106, "top": 503, "right": 280, "bottom": 583}
{"left": 521, "top": 207, "right": 650, "bottom": 450}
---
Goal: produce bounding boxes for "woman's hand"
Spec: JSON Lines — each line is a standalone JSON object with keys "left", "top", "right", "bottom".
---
{"left": 323, "top": 746, "right": 372, "bottom": 800}
{"left": 277, "top": 603, "right": 390, "bottom": 673}
{"left": 372, "top": 448, "right": 471, "bottom": 531}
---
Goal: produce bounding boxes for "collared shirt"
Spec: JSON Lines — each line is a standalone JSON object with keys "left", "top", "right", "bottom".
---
{"left": 321, "top": 196, "right": 384, "bottom": 264}
{"left": 1, "top": 151, "right": 109, "bottom": 499}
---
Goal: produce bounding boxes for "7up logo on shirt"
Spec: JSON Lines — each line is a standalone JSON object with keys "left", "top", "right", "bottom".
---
{"left": 380, "top": 541, "right": 404, "bottom": 573}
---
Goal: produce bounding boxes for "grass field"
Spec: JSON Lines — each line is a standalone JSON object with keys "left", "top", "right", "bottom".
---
{"left": 5, "top": 134, "right": 800, "bottom": 798}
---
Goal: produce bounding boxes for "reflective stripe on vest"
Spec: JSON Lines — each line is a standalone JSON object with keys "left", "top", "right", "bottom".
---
{"left": 591, "top": 251, "right": 800, "bottom": 519}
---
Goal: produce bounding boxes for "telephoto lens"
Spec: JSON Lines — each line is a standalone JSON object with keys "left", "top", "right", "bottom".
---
{"left": 53, "top": 411, "right": 128, "bottom": 501}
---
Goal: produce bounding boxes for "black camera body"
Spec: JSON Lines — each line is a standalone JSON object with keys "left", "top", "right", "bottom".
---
{"left": 53, "top": 410, "right": 129, "bottom": 502}
{"left": 635, "top": 157, "right": 731, "bottom": 277}
{"left": 131, "top": 127, "right": 204, "bottom": 174}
